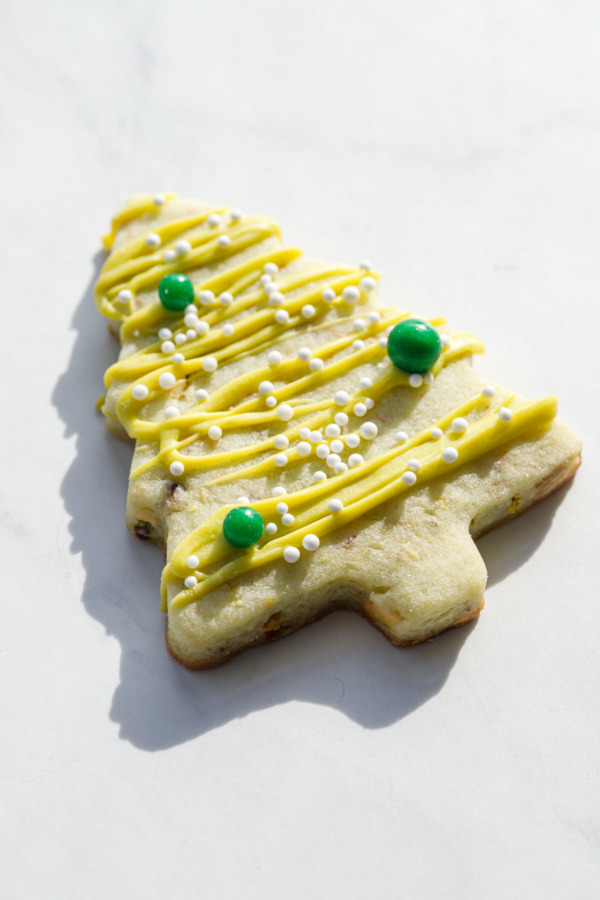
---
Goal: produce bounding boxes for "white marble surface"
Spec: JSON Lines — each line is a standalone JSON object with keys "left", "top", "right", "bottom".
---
{"left": 2, "top": 1, "right": 599, "bottom": 897}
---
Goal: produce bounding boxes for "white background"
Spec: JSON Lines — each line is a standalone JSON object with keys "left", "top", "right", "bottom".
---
{"left": 2, "top": 1, "right": 599, "bottom": 897}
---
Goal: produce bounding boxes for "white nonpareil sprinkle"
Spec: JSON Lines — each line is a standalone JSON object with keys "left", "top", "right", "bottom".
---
{"left": 195, "top": 321, "right": 210, "bottom": 336}
{"left": 310, "top": 430, "right": 323, "bottom": 443}
{"left": 145, "top": 233, "right": 161, "bottom": 248}
{"left": 325, "top": 423, "right": 341, "bottom": 438}
{"left": 164, "top": 406, "right": 179, "bottom": 419}
{"left": 159, "top": 372, "right": 176, "bottom": 390}
{"left": 451, "top": 417, "right": 468, "bottom": 433}
{"left": 163, "top": 249, "right": 177, "bottom": 263}
{"left": 440, "top": 334, "right": 450, "bottom": 347}
{"left": 367, "top": 311, "right": 381, "bottom": 325}
{"left": 409, "top": 373, "right": 423, "bottom": 388}
{"left": 268, "top": 292, "right": 285, "bottom": 306}
{"left": 313, "top": 471, "right": 327, "bottom": 483}
{"left": 265, "top": 282, "right": 279, "bottom": 295}
{"left": 153, "top": 194, "right": 165, "bottom": 206}
{"left": 335, "top": 463, "right": 348, "bottom": 475}
{"left": 309, "top": 358, "right": 324, "bottom": 372}
{"left": 266, "top": 396, "right": 277, "bottom": 408}
{"left": 395, "top": 431, "right": 408, "bottom": 444}
{"left": 297, "top": 441, "right": 312, "bottom": 457}
{"left": 322, "top": 288, "right": 336, "bottom": 302}
{"left": 316, "top": 444, "right": 330, "bottom": 459}
{"left": 328, "top": 498, "right": 343, "bottom": 513}
{"left": 267, "top": 350, "right": 283, "bottom": 366}
{"left": 342, "top": 286, "right": 360, "bottom": 304}
{"left": 276, "top": 502, "right": 289, "bottom": 515}
{"left": 274, "top": 454, "right": 288, "bottom": 467}
{"left": 161, "top": 340, "right": 175, "bottom": 354}
{"left": 158, "top": 327, "right": 172, "bottom": 340}
{"left": 360, "top": 422, "right": 378, "bottom": 440}
{"left": 334, "top": 390, "right": 350, "bottom": 406}
{"left": 334, "top": 412, "right": 349, "bottom": 427}
{"left": 298, "top": 347, "right": 312, "bottom": 361}
{"left": 170, "top": 460, "right": 184, "bottom": 476}
{"left": 198, "top": 290, "right": 215, "bottom": 306}
{"left": 352, "top": 340, "right": 365, "bottom": 352}
{"left": 184, "top": 313, "right": 199, "bottom": 328}
{"left": 187, "top": 555, "right": 199, "bottom": 569}
{"left": 423, "top": 372, "right": 434, "bottom": 385}
{"left": 407, "top": 459, "right": 421, "bottom": 471}
{"left": 184, "top": 304, "right": 197, "bottom": 315}
{"left": 326, "top": 454, "right": 341, "bottom": 469}
{"left": 378, "top": 337, "right": 388, "bottom": 348}
{"left": 207, "top": 213, "right": 221, "bottom": 227}
{"left": 236, "top": 497, "right": 250, "bottom": 504}
{"left": 346, "top": 433, "right": 360, "bottom": 448}
{"left": 274, "top": 435, "right": 289, "bottom": 450}
{"left": 222, "top": 324, "right": 234, "bottom": 337}
{"left": 299, "top": 427, "right": 312, "bottom": 441}
{"left": 175, "top": 239, "right": 192, "bottom": 256}
{"left": 282, "top": 513, "right": 295, "bottom": 526}
{"left": 259, "top": 274, "right": 272, "bottom": 287}
{"left": 277, "top": 403, "right": 294, "bottom": 421}
{"left": 302, "top": 534, "right": 320, "bottom": 552}
{"left": 217, "top": 235, "right": 231, "bottom": 247}
{"left": 348, "top": 453, "right": 364, "bottom": 467}
{"left": 283, "top": 546, "right": 300, "bottom": 563}
{"left": 431, "top": 427, "right": 443, "bottom": 440}
{"left": 402, "top": 471, "right": 417, "bottom": 486}
{"left": 353, "top": 318, "right": 366, "bottom": 331}
{"left": 330, "top": 439, "right": 344, "bottom": 454}
{"left": 186, "top": 329, "right": 197, "bottom": 340}
{"left": 353, "top": 402, "right": 367, "bottom": 417}
{"left": 174, "top": 333, "right": 187, "bottom": 345}
{"left": 230, "top": 208, "right": 242, "bottom": 222}
{"left": 202, "top": 357, "right": 218, "bottom": 373}
{"left": 118, "top": 289, "right": 133, "bottom": 303}
{"left": 365, "top": 398, "right": 375, "bottom": 410}
{"left": 259, "top": 380, "right": 273, "bottom": 395}
{"left": 498, "top": 407, "right": 513, "bottom": 422}
{"left": 360, "top": 276, "right": 376, "bottom": 293}
{"left": 272, "top": 486, "right": 287, "bottom": 496}
{"left": 442, "top": 447, "right": 459, "bottom": 463}
{"left": 358, "top": 377, "right": 373, "bottom": 390}
{"left": 264, "top": 262, "right": 279, "bottom": 277}
{"left": 265, "top": 523, "right": 278, "bottom": 535}
{"left": 302, "top": 305, "right": 316, "bottom": 319}
{"left": 184, "top": 576, "right": 198, "bottom": 589}
{"left": 482, "top": 385, "right": 496, "bottom": 398}
{"left": 195, "top": 389, "right": 209, "bottom": 401}
{"left": 208, "top": 425, "right": 222, "bottom": 441}
{"left": 360, "top": 259, "right": 372, "bottom": 270}
{"left": 275, "top": 310, "right": 290, "bottom": 324}
{"left": 132, "top": 384, "right": 149, "bottom": 400}
{"left": 219, "top": 292, "right": 233, "bottom": 307}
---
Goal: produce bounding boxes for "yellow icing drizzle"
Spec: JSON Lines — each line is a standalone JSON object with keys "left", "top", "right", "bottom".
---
{"left": 101, "top": 193, "right": 177, "bottom": 250}
{"left": 97, "top": 194, "right": 558, "bottom": 614}
{"left": 163, "top": 393, "right": 556, "bottom": 612}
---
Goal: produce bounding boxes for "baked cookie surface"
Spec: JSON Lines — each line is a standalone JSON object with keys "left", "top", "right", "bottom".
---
{"left": 96, "top": 194, "right": 581, "bottom": 668}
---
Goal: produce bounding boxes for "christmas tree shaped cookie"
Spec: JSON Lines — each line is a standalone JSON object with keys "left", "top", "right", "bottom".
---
{"left": 96, "top": 194, "right": 581, "bottom": 668}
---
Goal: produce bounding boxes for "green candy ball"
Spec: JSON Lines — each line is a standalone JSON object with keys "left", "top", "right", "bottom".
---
{"left": 223, "top": 506, "right": 264, "bottom": 548}
{"left": 387, "top": 318, "right": 442, "bottom": 374}
{"left": 158, "top": 273, "right": 195, "bottom": 312}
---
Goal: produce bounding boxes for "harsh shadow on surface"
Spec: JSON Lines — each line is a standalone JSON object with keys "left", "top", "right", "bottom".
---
{"left": 52, "top": 256, "right": 569, "bottom": 752}
{"left": 477, "top": 478, "right": 575, "bottom": 588}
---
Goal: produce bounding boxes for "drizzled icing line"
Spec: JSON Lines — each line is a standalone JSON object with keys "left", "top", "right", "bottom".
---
{"left": 162, "top": 393, "right": 557, "bottom": 612}
{"left": 97, "top": 194, "right": 557, "bottom": 614}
